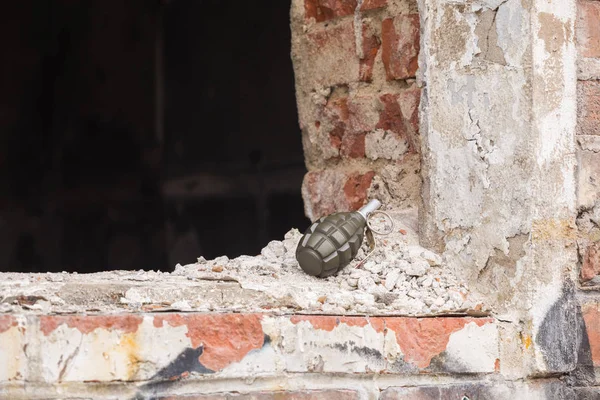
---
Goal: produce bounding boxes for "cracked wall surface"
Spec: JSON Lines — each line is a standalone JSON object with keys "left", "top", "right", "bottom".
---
{"left": 418, "top": 0, "right": 579, "bottom": 371}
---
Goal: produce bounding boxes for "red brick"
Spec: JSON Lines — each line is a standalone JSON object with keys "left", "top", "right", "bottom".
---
{"left": 158, "top": 390, "right": 359, "bottom": 400}
{"left": 341, "top": 132, "right": 366, "bottom": 158}
{"left": 359, "top": 23, "right": 381, "bottom": 82}
{"left": 305, "top": 0, "right": 358, "bottom": 22}
{"left": 376, "top": 90, "right": 420, "bottom": 152}
{"left": 398, "top": 85, "right": 421, "bottom": 150}
{"left": 302, "top": 170, "right": 376, "bottom": 218}
{"left": 314, "top": 87, "right": 420, "bottom": 158}
{"left": 577, "top": 0, "right": 600, "bottom": 58}
{"left": 381, "top": 15, "right": 420, "bottom": 80}
{"left": 304, "top": 20, "right": 360, "bottom": 87}
{"left": 344, "top": 171, "right": 376, "bottom": 210}
{"left": 361, "top": 0, "right": 388, "bottom": 11}
{"left": 582, "top": 242, "right": 600, "bottom": 282}
{"left": 377, "top": 94, "right": 407, "bottom": 137}
{"left": 582, "top": 302, "right": 600, "bottom": 366}
{"left": 578, "top": 80, "right": 600, "bottom": 135}
{"left": 319, "top": 96, "right": 368, "bottom": 159}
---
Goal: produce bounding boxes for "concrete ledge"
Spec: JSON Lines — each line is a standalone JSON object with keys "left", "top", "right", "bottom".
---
{"left": 0, "top": 313, "right": 498, "bottom": 385}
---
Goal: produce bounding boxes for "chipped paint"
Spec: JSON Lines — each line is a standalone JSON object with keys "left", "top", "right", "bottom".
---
{"left": 40, "top": 315, "right": 143, "bottom": 336}
{"left": 289, "top": 316, "right": 369, "bottom": 331}
{"left": 383, "top": 317, "right": 493, "bottom": 368}
{"left": 153, "top": 314, "right": 265, "bottom": 372}
{"left": 0, "top": 311, "right": 502, "bottom": 393}
{"left": 0, "top": 315, "right": 24, "bottom": 382}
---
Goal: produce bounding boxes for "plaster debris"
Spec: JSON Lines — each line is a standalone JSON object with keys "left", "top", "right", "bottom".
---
{"left": 0, "top": 210, "right": 484, "bottom": 316}
{"left": 170, "top": 209, "right": 482, "bottom": 316}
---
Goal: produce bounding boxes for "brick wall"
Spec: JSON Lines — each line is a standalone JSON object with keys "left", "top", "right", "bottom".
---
{"left": 291, "top": 0, "right": 422, "bottom": 220}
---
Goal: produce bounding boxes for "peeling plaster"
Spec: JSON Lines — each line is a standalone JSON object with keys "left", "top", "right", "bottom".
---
{"left": 419, "top": 0, "right": 577, "bottom": 378}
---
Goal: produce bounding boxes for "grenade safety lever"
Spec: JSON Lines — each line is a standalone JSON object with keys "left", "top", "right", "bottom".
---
{"left": 295, "top": 199, "right": 385, "bottom": 277}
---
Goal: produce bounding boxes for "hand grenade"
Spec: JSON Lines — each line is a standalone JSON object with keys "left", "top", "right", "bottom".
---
{"left": 296, "top": 199, "right": 382, "bottom": 277}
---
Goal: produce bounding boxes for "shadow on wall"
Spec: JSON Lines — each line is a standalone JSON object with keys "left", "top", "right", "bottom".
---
{"left": 0, "top": 0, "right": 308, "bottom": 273}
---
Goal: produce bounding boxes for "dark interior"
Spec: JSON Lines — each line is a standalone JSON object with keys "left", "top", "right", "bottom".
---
{"left": 0, "top": 0, "right": 308, "bottom": 273}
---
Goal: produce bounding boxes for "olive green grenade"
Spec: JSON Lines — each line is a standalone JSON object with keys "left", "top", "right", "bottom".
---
{"left": 296, "top": 199, "right": 382, "bottom": 277}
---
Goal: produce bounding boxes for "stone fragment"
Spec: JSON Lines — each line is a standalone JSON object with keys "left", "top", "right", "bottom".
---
{"left": 261, "top": 240, "right": 286, "bottom": 261}
{"left": 385, "top": 269, "right": 401, "bottom": 291}
{"left": 405, "top": 260, "right": 430, "bottom": 277}
{"left": 358, "top": 276, "right": 377, "bottom": 292}
{"left": 421, "top": 249, "right": 443, "bottom": 266}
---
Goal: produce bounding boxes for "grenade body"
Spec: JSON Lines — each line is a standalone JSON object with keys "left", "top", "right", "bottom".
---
{"left": 296, "top": 211, "right": 367, "bottom": 277}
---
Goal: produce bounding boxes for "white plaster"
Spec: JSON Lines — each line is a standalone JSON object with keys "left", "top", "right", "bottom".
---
{"left": 0, "top": 325, "right": 24, "bottom": 382}
{"left": 444, "top": 322, "right": 499, "bottom": 372}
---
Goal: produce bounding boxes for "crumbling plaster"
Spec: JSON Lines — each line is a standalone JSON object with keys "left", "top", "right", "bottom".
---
{"left": 417, "top": 0, "right": 578, "bottom": 374}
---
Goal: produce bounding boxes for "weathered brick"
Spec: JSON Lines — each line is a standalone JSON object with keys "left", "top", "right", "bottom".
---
{"left": 378, "top": 94, "right": 408, "bottom": 139}
{"left": 359, "top": 21, "right": 381, "bottom": 82}
{"left": 361, "top": 0, "right": 388, "bottom": 11}
{"left": 381, "top": 15, "right": 420, "bottom": 80}
{"left": 577, "top": 148, "right": 600, "bottom": 208}
{"left": 578, "top": 80, "right": 600, "bottom": 136}
{"left": 344, "top": 171, "right": 376, "bottom": 209}
{"left": 577, "top": 0, "right": 600, "bottom": 58}
{"left": 302, "top": 170, "right": 376, "bottom": 218}
{"left": 313, "top": 86, "right": 420, "bottom": 161}
{"left": 398, "top": 85, "right": 421, "bottom": 141}
{"left": 582, "top": 242, "right": 600, "bottom": 283}
{"left": 321, "top": 96, "right": 350, "bottom": 154}
{"left": 158, "top": 390, "right": 359, "bottom": 399}
{"left": 582, "top": 302, "right": 600, "bottom": 367}
{"left": 303, "top": 20, "right": 360, "bottom": 87}
{"left": 305, "top": 0, "right": 358, "bottom": 22}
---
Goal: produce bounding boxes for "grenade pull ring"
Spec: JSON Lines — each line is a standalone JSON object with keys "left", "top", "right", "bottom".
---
{"left": 296, "top": 199, "right": 391, "bottom": 277}
{"left": 366, "top": 210, "right": 395, "bottom": 236}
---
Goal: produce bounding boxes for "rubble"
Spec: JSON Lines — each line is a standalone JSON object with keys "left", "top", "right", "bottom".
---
{"left": 0, "top": 210, "right": 485, "bottom": 316}
{"left": 169, "top": 209, "right": 483, "bottom": 316}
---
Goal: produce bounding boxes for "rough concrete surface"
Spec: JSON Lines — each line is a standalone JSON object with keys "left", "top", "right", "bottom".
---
{"left": 0, "top": 211, "right": 483, "bottom": 317}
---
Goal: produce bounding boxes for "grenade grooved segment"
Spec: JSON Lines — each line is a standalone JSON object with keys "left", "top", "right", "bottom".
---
{"left": 295, "top": 211, "right": 368, "bottom": 277}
